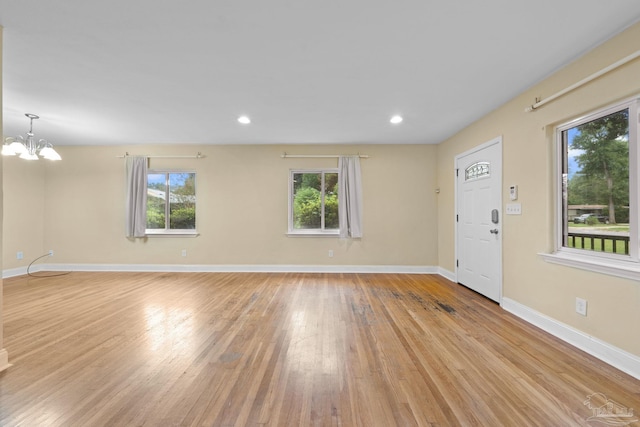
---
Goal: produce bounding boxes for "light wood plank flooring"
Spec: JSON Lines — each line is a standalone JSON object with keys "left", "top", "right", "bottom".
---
{"left": 0, "top": 272, "right": 638, "bottom": 426}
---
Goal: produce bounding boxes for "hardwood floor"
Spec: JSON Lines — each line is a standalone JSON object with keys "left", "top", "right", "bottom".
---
{"left": 0, "top": 272, "right": 638, "bottom": 426}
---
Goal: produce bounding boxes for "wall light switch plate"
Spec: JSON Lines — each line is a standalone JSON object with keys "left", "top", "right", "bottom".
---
{"left": 506, "top": 203, "right": 522, "bottom": 215}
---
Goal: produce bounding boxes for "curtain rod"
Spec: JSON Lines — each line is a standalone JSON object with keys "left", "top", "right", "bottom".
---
{"left": 281, "top": 153, "right": 369, "bottom": 158}
{"left": 525, "top": 48, "right": 640, "bottom": 112}
{"left": 116, "top": 152, "right": 204, "bottom": 159}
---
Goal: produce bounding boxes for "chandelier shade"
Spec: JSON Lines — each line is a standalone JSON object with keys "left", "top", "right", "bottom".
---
{"left": 2, "top": 113, "right": 61, "bottom": 161}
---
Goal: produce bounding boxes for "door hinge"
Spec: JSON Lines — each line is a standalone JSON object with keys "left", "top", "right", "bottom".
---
{"left": 456, "top": 168, "right": 459, "bottom": 177}
{"left": 456, "top": 259, "right": 459, "bottom": 267}
{"left": 456, "top": 214, "right": 459, "bottom": 222}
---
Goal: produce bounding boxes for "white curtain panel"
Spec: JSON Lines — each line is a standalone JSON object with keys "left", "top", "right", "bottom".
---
{"left": 125, "top": 156, "right": 148, "bottom": 238}
{"left": 338, "top": 155, "right": 363, "bottom": 238}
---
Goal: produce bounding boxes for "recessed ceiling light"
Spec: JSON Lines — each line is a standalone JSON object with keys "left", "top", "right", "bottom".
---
{"left": 390, "top": 115, "right": 403, "bottom": 124}
{"left": 238, "top": 115, "right": 251, "bottom": 124}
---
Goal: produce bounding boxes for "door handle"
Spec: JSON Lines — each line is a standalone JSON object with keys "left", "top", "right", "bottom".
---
{"left": 490, "top": 229, "right": 499, "bottom": 234}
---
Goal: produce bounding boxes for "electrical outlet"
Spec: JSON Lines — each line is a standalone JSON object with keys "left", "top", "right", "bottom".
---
{"left": 17, "top": 251, "right": 23, "bottom": 260}
{"left": 328, "top": 250, "right": 334, "bottom": 258}
{"left": 575, "top": 297, "right": 588, "bottom": 316}
{"left": 181, "top": 249, "right": 187, "bottom": 257}
{"left": 48, "top": 249, "right": 54, "bottom": 256}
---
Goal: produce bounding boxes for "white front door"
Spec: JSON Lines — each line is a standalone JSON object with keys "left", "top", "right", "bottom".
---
{"left": 456, "top": 138, "right": 502, "bottom": 302}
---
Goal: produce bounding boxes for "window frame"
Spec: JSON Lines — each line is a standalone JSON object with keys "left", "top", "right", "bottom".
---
{"left": 145, "top": 169, "right": 198, "bottom": 237}
{"left": 543, "top": 97, "right": 640, "bottom": 278}
{"left": 287, "top": 168, "right": 340, "bottom": 237}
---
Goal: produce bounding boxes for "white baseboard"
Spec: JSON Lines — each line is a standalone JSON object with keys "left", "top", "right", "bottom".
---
{"left": 0, "top": 349, "right": 11, "bottom": 373}
{"left": 502, "top": 297, "right": 640, "bottom": 380}
{"left": 437, "top": 267, "right": 456, "bottom": 282}
{"left": 3, "top": 266, "right": 29, "bottom": 278}
{"left": 4, "top": 263, "right": 441, "bottom": 277}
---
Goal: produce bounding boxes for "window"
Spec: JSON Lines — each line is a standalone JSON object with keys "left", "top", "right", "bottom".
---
{"left": 548, "top": 98, "right": 640, "bottom": 276}
{"left": 146, "top": 171, "right": 197, "bottom": 235}
{"left": 288, "top": 169, "right": 339, "bottom": 235}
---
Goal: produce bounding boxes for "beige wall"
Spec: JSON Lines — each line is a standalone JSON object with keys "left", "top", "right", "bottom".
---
{"left": 0, "top": 26, "right": 9, "bottom": 371}
{"left": 2, "top": 159, "right": 45, "bottom": 269}
{"left": 437, "top": 22, "right": 640, "bottom": 356}
{"left": 3, "top": 144, "right": 438, "bottom": 269}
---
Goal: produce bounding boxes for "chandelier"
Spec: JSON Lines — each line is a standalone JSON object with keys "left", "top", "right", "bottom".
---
{"left": 2, "top": 113, "right": 61, "bottom": 161}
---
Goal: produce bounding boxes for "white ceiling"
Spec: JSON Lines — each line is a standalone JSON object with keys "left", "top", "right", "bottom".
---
{"left": 1, "top": 1, "right": 640, "bottom": 147}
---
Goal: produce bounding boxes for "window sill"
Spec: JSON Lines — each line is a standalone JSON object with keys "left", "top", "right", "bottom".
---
{"left": 145, "top": 230, "right": 199, "bottom": 238}
{"left": 287, "top": 231, "right": 340, "bottom": 238}
{"left": 539, "top": 251, "right": 640, "bottom": 281}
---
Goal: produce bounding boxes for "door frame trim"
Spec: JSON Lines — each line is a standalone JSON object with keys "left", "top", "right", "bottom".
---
{"left": 454, "top": 136, "right": 503, "bottom": 302}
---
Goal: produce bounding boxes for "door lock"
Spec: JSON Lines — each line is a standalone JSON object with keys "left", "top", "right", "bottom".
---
{"left": 490, "top": 229, "right": 499, "bottom": 234}
{"left": 491, "top": 209, "right": 499, "bottom": 224}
